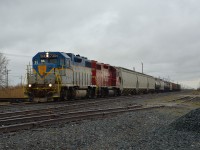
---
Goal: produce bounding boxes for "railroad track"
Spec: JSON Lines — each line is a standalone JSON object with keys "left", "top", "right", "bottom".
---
{"left": 0, "top": 95, "right": 142, "bottom": 113}
{"left": 0, "top": 91, "right": 185, "bottom": 105}
{"left": 0, "top": 96, "right": 142, "bottom": 133}
{"left": 0, "top": 97, "right": 140, "bottom": 119}
{"left": 0, "top": 95, "right": 141, "bottom": 105}
{"left": 0, "top": 93, "right": 185, "bottom": 133}
{"left": 170, "top": 95, "right": 200, "bottom": 103}
{"left": 0, "top": 104, "right": 165, "bottom": 133}
{"left": 0, "top": 92, "right": 181, "bottom": 107}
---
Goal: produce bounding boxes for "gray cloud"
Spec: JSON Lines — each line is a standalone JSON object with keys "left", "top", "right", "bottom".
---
{"left": 0, "top": 0, "right": 200, "bottom": 88}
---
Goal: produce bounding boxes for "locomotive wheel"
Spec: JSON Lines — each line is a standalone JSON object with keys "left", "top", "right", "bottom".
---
{"left": 87, "top": 88, "right": 92, "bottom": 99}
{"left": 61, "top": 90, "right": 68, "bottom": 101}
{"left": 117, "top": 89, "right": 121, "bottom": 96}
{"left": 60, "top": 88, "right": 68, "bottom": 101}
{"left": 67, "top": 88, "right": 76, "bottom": 100}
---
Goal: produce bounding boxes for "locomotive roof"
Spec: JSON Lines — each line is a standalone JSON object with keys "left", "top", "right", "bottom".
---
{"left": 33, "top": 52, "right": 71, "bottom": 59}
{"left": 60, "top": 52, "right": 71, "bottom": 59}
{"left": 116, "top": 66, "right": 155, "bottom": 78}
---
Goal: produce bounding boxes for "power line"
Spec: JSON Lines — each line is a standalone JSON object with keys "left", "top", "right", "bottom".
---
{"left": 9, "top": 75, "right": 22, "bottom": 78}
{"left": 0, "top": 52, "right": 32, "bottom": 57}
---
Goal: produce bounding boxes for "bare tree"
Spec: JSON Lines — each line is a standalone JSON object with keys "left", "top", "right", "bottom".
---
{"left": 0, "top": 53, "right": 8, "bottom": 88}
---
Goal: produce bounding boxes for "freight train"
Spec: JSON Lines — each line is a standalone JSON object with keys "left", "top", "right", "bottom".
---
{"left": 25, "top": 52, "right": 181, "bottom": 102}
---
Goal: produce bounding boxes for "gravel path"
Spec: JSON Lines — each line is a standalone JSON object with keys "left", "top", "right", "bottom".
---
{"left": 1, "top": 106, "right": 199, "bottom": 150}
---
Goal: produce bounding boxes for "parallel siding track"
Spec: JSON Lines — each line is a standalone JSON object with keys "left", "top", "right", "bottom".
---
{"left": 0, "top": 92, "right": 187, "bottom": 133}
{"left": 0, "top": 104, "right": 165, "bottom": 133}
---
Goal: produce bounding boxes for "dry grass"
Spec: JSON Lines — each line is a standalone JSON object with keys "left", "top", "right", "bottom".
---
{"left": 192, "top": 90, "right": 200, "bottom": 95}
{"left": 0, "top": 86, "right": 25, "bottom": 98}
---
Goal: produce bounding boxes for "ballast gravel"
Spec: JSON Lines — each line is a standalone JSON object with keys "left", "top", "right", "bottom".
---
{"left": 1, "top": 106, "right": 200, "bottom": 150}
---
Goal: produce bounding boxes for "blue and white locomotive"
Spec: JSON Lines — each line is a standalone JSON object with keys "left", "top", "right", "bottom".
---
{"left": 26, "top": 52, "right": 93, "bottom": 102}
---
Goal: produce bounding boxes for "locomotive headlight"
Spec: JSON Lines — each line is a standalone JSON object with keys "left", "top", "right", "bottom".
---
{"left": 49, "top": 83, "right": 52, "bottom": 87}
{"left": 46, "top": 52, "right": 49, "bottom": 58}
{"left": 28, "top": 84, "right": 32, "bottom": 87}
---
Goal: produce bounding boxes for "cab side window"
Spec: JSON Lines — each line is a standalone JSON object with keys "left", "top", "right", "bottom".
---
{"left": 66, "top": 60, "right": 70, "bottom": 67}
{"left": 60, "top": 58, "right": 65, "bottom": 66}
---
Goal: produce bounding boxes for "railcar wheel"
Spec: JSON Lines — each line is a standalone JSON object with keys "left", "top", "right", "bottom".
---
{"left": 53, "top": 97, "right": 59, "bottom": 101}
{"left": 101, "top": 89, "right": 105, "bottom": 97}
{"left": 91, "top": 88, "right": 97, "bottom": 99}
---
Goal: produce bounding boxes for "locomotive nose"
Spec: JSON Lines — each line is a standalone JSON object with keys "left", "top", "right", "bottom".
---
{"left": 38, "top": 65, "right": 47, "bottom": 77}
{"left": 37, "top": 64, "right": 56, "bottom": 78}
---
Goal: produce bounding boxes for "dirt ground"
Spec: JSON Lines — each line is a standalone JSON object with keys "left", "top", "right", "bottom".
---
{"left": 0, "top": 90, "right": 200, "bottom": 150}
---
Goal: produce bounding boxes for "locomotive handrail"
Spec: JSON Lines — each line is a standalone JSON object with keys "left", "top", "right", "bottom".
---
{"left": 23, "top": 73, "right": 28, "bottom": 98}
{"left": 55, "top": 73, "right": 62, "bottom": 94}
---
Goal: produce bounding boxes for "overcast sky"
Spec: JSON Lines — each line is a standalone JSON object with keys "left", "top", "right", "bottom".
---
{"left": 0, "top": 0, "right": 200, "bottom": 88}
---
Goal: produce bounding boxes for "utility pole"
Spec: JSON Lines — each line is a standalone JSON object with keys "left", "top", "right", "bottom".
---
{"left": 5, "top": 67, "right": 11, "bottom": 88}
{"left": 20, "top": 75, "right": 23, "bottom": 86}
{"left": 141, "top": 62, "right": 143, "bottom": 73}
{"left": 198, "top": 82, "right": 200, "bottom": 90}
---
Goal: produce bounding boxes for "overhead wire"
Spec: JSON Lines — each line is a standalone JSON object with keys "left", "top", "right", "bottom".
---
{"left": 0, "top": 52, "right": 32, "bottom": 57}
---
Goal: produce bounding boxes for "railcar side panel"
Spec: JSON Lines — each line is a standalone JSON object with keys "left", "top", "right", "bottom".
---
{"left": 137, "top": 74, "right": 148, "bottom": 90}
{"left": 147, "top": 76, "right": 156, "bottom": 91}
{"left": 160, "top": 80, "right": 165, "bottom": 91}
{"left": 120, "top": 68, "right": 137, "bottom": 89}
{"left": 164, "top": 81, "right": 170, "bottom": 92}
{"left": 117, "top": 67, "right": 138, "bottom": 94}
{"left": 169, "top": 82, "right": 173, "bottom": 91}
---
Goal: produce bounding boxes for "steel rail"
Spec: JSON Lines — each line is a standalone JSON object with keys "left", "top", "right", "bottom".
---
{"left": 0, "top": 105, "right": 164, "bottom": 133}
{"left": 0, "top": 96, "right": 139, "bottom": 118}
{"left": 0, "top": 104, "right": 142, "bottom": 126}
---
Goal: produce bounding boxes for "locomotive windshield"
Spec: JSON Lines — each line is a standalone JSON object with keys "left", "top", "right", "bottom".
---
{"left": 40, "top": 58, "right": 58, "bottom": 64}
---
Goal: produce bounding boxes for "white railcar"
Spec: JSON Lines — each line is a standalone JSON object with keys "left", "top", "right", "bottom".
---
{"left": 117, "top": 67, "right": 155, "bottom": 94}
{"left": 147, "top": 76, "right": 156, "bottom": 92}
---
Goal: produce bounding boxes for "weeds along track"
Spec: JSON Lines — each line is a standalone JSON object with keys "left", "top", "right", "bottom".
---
{"left": 0, "top": 103, "right": 165, "bottom": 133}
